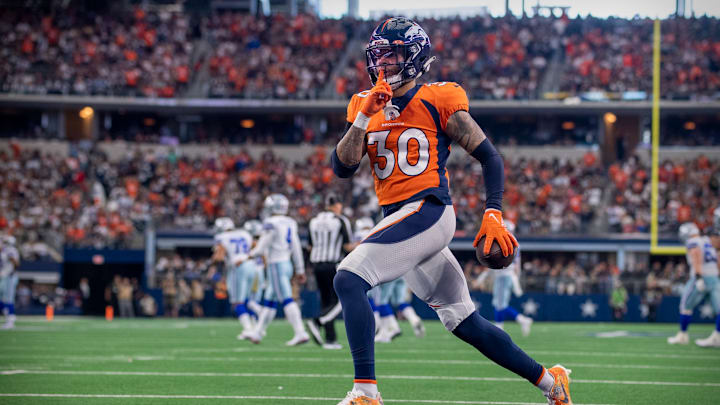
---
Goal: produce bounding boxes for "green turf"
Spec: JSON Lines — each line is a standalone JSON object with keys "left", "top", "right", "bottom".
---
{"left": 0, "top": 317, "right": 719, "bottom": 404}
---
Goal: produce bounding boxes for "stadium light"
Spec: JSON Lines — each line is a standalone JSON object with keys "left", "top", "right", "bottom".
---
{"left": 78, "top": 106, "right": 94, "bottom": 120}
{"left": 603, "top": 112, "right": 617, "bottom": 124}
{"left": 241, "top": 119, "right": 255, "bottom": 129}
{"left": 684, "top": 121, "right": 696, "bottom": 130}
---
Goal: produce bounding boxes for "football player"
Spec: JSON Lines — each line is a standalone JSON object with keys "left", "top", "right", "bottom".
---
{"left": 243, "top": 219, "right": 267, "bottom": 318}
{"left": 212, "top": 217, "right": 256, "bottom": 337}
{"left": 668, "top": 222, "right": 720, "bottom": 347}
{"left": 476, "top": 221, "right": 533, "bottom": 336}
{"left": 246, "top": 194, "right": 309, "bottom": 346}
{"left": 374, "top": 277, "right": 425, "bottom": 342}
{"left": 0, "top": 235, "right": 20, "bottom": 329}
{"left": 356, "top": 218, "right": 383, "bottom": 332}
{"left": 330, "top": 17, "right": 571, "bottom": 405}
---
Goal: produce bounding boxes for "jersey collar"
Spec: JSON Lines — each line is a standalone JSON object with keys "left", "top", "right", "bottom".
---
{"left": 391, "top": 84, "right": 422, "bottom": 115}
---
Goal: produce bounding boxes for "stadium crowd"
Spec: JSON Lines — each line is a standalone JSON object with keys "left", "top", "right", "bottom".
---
{"left": 604, "top": 154, "right": 720, "bottom": 234}
{"left": 0, "top": 7, "right": 195, "bottom": 97}
{"left": 2, "top": 141, "right": 717, "bottom": 260}
{"left": 2, "top": 6, "right": 719, "bottom": 100}
{"left": 559, "top": 16, "right": 720, "bottom": 100}
{"left": 336, "top": 14, "right": 558, "bottom": 100}
{"left": 205, "top": 13, "right": 361, "bottom": 99}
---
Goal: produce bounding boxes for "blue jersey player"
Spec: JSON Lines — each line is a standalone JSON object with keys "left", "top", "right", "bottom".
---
{"left": 476, "top": 221, "right": 533, "bottom": 336}
{"left": 212, "top": 217, "right": 257, "bottom": 337}
{"left": 247, "top": 194, "right": 309, "bottom": 346}
{"left": 374, "top": 277, "right": 425, "bottom": 342}
{"left": 0, "top": 235, "right": 19, "bottom": 329}
{"left": 668, "top": 222, "right": 720, "bottom": 347}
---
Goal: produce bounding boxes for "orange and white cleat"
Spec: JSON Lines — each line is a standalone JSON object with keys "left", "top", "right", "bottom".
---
{"left": 337, "top": 390, "right": 384, "bottom": 405}
{"left": 546, "top": 365, "right": 572, "bottom": 405}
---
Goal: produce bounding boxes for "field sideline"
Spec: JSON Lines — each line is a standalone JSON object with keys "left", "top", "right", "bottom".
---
{"left": 0, "top": 317, "right": 718, "bottom": 404}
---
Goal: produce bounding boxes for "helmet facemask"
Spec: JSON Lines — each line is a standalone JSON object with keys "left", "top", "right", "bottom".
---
{"left": 366, "top": 41, "right": 424, "bottom": 90}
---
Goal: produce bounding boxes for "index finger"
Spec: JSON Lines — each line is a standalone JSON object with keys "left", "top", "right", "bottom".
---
{"left": 377, "top": 69, "right": 385, "bottom": 83}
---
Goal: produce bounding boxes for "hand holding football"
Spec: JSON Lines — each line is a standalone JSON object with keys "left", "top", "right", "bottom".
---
{"left": 475, "top": 235, "right": 517, "bottom": 269}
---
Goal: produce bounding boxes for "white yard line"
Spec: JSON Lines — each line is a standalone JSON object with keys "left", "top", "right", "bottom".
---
{"left": 1, "top": 369, "right": 718, "bottom": 387}
{"left": 0, "top": 352, "right": 717, "bottom": 372}
{"left": 4, "top": 346, "right": 716, "bottom": 362}
{"left": 0, "top": 393, "right": 617, "bottom": 405}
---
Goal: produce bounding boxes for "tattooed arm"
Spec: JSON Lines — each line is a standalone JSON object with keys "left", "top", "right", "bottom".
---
{"left": 446, "top": 110, "right": 517, "bottom": 256}
{"left": 445, "top": 109, "right": 504, "bottom": 213}
{"left": 336, "top": 122, "right": 367, "bottom": 167}
{"left": 444, "top": 110, "right": 487, "bottom": 153}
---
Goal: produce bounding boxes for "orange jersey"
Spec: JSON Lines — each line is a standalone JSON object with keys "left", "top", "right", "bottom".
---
{"left": 346, "top": 82, "right": 468, "bottom": 211}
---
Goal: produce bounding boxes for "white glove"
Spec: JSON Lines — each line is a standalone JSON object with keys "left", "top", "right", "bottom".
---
{"left": 695, "top": 278, "right": 706, "bottom": 292}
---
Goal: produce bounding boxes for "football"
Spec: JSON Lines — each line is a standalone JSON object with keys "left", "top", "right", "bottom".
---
{"left": 475, "top": 236, "right": 517, "bottom": 269}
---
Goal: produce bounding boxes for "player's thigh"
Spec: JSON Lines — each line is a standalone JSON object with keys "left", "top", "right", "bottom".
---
{"left": 0, "top": 277, "right": 6, "bottom": 302}
{"left": 706, "top": 277, "right": 720, "bottom": 313}
{"left": 237, "top": 262, "right": 256, "bottom": 302}
{"left": 681, "top": 279, "right": 704, "bottom": 311}
{"left": 226, "top": 269, "right": 237, "bottom": 301}
{"left": 378, "top": 282, "right": 393, "bottom": 305}
{"left": 392, "top": 278, "right": 408, "bottom": 305}
{"left": 492, "top": 276, "right": 512, "bottom": 310}
{"left": 338, "top": 200, "right": 455, "bottom": 287}
{"left": 367, "top": 286, "right": 381, "bottom": 304}
{"left": 404, "top": 247, "right": 475, "bottom": 331}
{"left": 268, "top": 261, "right": 293, "bottom": 301}
{"left": 8, "top": 276, "right": 17, "bottom": 303}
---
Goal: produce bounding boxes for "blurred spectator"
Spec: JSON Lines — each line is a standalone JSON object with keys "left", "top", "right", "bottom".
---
{"left": 139, "top": 293, "right": 157, "bottom": 317}
{"left": 610, "top": 278, "right": 628, "bottom": 320}
{"left": 191, "top": 279, "right": 205, "bottom": 318}
{"left": 162, "top": 271, "right": 178, "bottom": 317}
{"left": 117, "top": 277, "right": 134, "bottom": 318}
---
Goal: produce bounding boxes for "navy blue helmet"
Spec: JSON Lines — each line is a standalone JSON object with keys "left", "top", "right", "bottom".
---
{"left": 366, "top": 17, "right": 435, "bottom": 90}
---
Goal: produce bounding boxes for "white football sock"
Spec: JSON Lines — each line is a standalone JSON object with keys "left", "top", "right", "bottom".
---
{"left": 385, "top": 315, "right": 400, "bottom": 333}
{"left": 247, "top": 300, "right": 263, "bottom": 317}
{"left": 373, "top": 311, "right": 381, "bottom": 333}
{"left": 517, "top": 314, "right": 530, "bottom": 323}
{"left": 239, "top": 313, "right": 253, "bottom": 332}
{"left": 283, "top": 301, "right": 306, "bottom": 336}
{"left": 401, "top": 306, "right": 421, "bottom": 326}
{"left": 255, "top": 306, "right": 277, "bottom": 334}
{"left": 354, "top": 382, "right": 378, "bottom": 397}
{"left": 537, "top": 368, "right": 555, "bottom": 394}
{"left": 319, "top": 302, "right": 343, "bottom": 325}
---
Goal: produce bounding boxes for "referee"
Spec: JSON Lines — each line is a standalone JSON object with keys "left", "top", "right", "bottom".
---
{"left": 306, "top": 193, "right": 354, "bottom": 349}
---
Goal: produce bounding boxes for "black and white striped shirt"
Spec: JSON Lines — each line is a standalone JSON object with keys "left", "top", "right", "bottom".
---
{"left": 309, "top": 211, "right": 352, "bottom": 263}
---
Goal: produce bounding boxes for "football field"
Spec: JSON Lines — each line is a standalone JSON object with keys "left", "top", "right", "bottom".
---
{"left": 0, "top": 317, "right": 718, "bottom": 404}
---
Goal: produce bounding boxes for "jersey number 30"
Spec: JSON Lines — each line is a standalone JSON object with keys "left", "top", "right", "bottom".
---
{"left": 367, "top": 129, "right": 430, "bottom": 179}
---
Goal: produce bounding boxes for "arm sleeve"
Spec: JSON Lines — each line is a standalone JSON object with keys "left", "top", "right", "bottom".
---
{"left": 470, "top": 139, "right": 504, "bottom": 211}
{"left": 438, "top": 83, "right": 469, "bottom": 131}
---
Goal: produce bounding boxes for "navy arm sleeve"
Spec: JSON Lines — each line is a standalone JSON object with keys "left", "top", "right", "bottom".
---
{"left": 470, "top": 138, "right": 504, "bottom": 211}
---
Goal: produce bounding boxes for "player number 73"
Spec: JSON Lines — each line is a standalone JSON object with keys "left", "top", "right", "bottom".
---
{"left": 367, "top": 128, "right": 430, "bottom": 179}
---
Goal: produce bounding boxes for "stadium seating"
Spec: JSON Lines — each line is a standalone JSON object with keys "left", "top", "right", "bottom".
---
{"left": 2, "top": 9, "right": 718, "bottom": 99}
